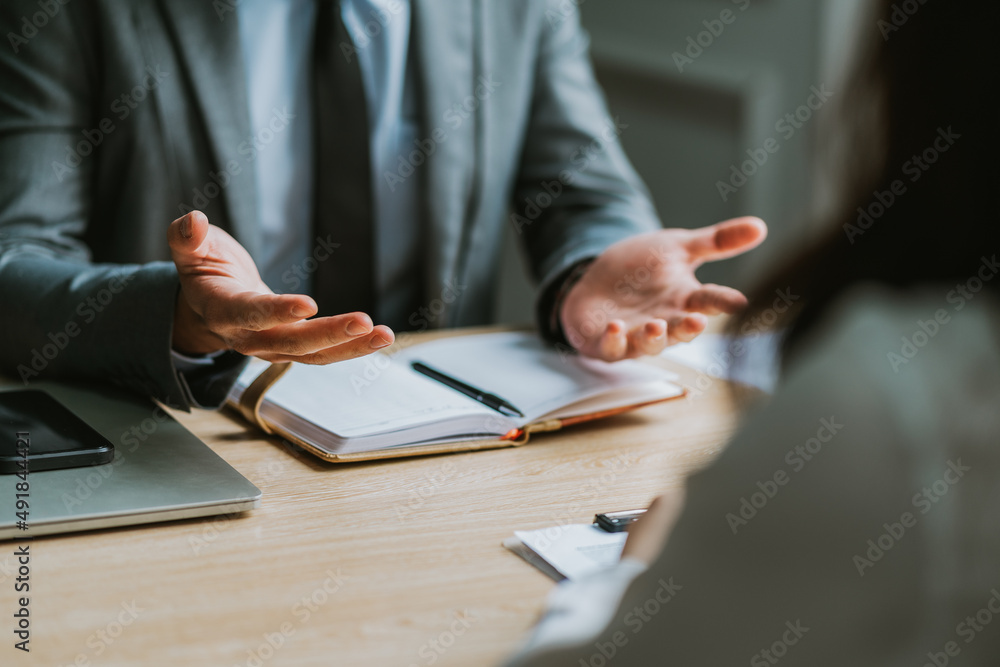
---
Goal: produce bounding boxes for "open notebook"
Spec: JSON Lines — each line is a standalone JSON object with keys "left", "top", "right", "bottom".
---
{"left": 227, "top": 332, "right": 685, "bottom": 462}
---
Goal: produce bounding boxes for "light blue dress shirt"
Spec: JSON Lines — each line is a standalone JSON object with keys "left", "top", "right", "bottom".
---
{"left": 238, "top": 0, "right": 420, "bottom": 325}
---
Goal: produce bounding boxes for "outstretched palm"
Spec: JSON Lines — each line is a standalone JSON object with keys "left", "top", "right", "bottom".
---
{"left": 168, "top": 211, "right": 393, "bottom": 362}
{"left": 561, "top": 217, "right": 767, "bottom": 361}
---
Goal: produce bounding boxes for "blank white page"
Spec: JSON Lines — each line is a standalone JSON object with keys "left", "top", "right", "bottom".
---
{"left": 233, "top": 356, "right": 498, "bottom": 439}
{"left": 394, "top": 332, "right": 680, "bottom": 421}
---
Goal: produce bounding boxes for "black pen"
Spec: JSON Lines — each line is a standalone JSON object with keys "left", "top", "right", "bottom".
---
{"left": 411, "top": 362, "right": 524, "bottom": 418}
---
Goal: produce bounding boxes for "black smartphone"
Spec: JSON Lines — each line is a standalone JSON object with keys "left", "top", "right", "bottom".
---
{"left": 0, "top": 390, "right": 115, "bottom": 474}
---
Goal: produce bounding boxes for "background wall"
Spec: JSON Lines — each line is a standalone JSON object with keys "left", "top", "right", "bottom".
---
{"left": 494, "top": 0, "right": 869, "bottom": 324}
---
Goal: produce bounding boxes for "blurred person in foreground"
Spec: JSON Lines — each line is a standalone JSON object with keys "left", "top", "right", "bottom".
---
{"left": 507, "top": 1, "right": 1000, "bottom": 664}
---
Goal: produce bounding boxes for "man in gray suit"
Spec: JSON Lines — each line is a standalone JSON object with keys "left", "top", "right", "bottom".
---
{"left": 0, "top": 0, "right": 765, "bottom": 410}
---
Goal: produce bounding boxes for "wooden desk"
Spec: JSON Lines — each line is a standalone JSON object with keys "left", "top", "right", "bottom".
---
{"left": 4, "top": 329, "right": 747, "bottom": 667}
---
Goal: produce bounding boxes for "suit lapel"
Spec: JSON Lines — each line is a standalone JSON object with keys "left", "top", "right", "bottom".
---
{"left": 158, "top": 0, "right": 260, "bottom": 257}
{"left": 412, "top": 0, "right": 479, "bottom": 322}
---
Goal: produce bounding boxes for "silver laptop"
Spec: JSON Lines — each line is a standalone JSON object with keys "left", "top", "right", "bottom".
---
{"left": 0, "top": 381, "right": 260, "bottom": 539}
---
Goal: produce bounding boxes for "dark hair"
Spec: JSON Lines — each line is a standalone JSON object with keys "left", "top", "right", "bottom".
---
{"left": 736, "top": 0, "right": 1000, "bottom": 360}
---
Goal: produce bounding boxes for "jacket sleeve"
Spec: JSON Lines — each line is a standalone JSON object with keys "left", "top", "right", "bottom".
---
{"left": 0, "top": 2, "right": 242, "bottom": 409}
{"left": 513, "top": 2, "right": 662, "bottom": 340}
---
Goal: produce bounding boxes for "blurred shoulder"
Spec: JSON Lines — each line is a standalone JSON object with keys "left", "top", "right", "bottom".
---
{"left": 779, "top": 283, "right": 1000, "bottom": 441}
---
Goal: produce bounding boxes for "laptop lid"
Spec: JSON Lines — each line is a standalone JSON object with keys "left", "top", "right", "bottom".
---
{"left": 0, "top": 381, "right": 260, "bottom": 540}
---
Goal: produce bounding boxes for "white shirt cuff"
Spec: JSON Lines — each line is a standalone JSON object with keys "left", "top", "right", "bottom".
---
{"left": 171, "top": 348, "right": 228, "bottom": 374}
{"left": 514, "top": 557, "right": 649, "bottom": 657}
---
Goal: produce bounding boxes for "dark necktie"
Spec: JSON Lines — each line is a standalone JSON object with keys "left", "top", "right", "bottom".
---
{"left": 311, "top": 0, "right": 375, "bottom": 317}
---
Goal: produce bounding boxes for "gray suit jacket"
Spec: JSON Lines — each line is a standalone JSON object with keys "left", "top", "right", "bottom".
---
{"left": 0, "top": 0, "right": 659, "bottom": 409}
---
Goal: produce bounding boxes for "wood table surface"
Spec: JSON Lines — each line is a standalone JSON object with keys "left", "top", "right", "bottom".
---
{"left": 1, "top": 327, "right": 750, "bottom": 667}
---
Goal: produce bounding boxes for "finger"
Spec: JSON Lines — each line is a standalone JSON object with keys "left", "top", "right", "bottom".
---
{"left": 597, "top": 320, "right": 629, "bottom": 361}
{"left": 666, "top": 313, "right": 707, "bottom": 345}
{"left": 683, "top": 284, "right": 748, "bottom": 315}
{"left": 626, "top": 319, "right": 668, "bottom": 357}
{"left": 232, "top": 313, "right": 380, "bottom": 356}
{"left": 684, "top": 216, "right": 767, "bottom": 262}
{"left": 257, "top": 326, "right": 395, "bottom": 364}
{"left": 206, "top": 292, "right": 323, "bottom": 333}
{"left": 167, "top": 211, "right": 211, "bottom": 261}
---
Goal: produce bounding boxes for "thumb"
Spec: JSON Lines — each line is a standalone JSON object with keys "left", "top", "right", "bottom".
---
{"left": 686, "top": 216, "right": 768, "bottom": 262}
{"left": 167, "top": 211, "right": 211, "bottom": 261}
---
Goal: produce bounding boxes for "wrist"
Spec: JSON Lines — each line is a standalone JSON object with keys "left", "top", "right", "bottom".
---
{"left": 550, "top": 260, "right": 594, "bottom": 347}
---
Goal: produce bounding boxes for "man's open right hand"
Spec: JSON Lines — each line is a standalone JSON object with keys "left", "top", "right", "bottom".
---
{"left": 168, "top": 211, "right": 394, "bottom": 363}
